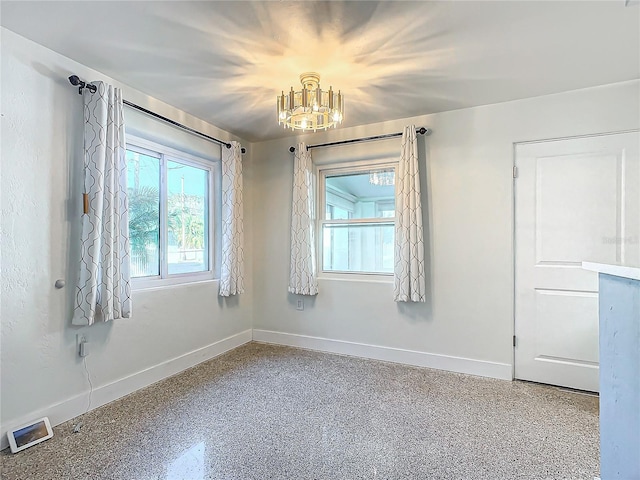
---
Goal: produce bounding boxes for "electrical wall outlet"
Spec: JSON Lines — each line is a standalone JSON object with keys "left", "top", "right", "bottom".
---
{"left": 76, "top": 333, "right": 88, "bottom": 357}
{"left": 296, "top": 299, "right": 304, "bottom": 311}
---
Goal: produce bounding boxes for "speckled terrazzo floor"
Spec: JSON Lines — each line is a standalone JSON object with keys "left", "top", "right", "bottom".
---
{"left": 1, "top": 343, "right": 599, "bottom": 480}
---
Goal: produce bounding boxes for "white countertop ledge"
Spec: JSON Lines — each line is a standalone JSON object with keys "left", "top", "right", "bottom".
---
{"left": 582, "top": 262, "right": 640, "bottom": 281}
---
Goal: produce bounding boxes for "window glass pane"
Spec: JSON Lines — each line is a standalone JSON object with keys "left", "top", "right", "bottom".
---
{"left": 326, "top": 204, "right": 352, "bottom": 220}
{"left": 167, "top": 161, "right": 209, "bottom": 275}
{"left": 127, "top": 150, "right": 160, "bottom": 278}
{"left": 325, "top": 169, "right": 395, "bottom": 220}
{"left": 376, "top": 200, "right": 395, "bottom": 218}
{"left": 322, "top": 223, "right": 394, "bottom": 274}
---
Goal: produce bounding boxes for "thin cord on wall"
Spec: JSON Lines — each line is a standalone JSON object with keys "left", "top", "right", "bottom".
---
{"left": 83, "top": 355, "right": 93, "bottom": 413}
{"left": 73, "top": 355, "right": 94, "bottom": 433}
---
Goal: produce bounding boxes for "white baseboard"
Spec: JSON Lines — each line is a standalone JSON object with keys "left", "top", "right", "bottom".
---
{"left": 1, "top": 329, "right": 252, "bottom": 450}
{"left": 252, "top": 329, "right": 513, "bottom": 381}
{"left": 2, "top": 328, "right": 512, "bottom": 451}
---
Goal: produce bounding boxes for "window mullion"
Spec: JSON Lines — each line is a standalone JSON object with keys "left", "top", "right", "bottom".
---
{"left": 207, "top": 168, "right": 214, "bottom": 274}
{"left": 317, "top": 168, "right": 325, "bottom": 273}
{"left": 159, "top": 154, "right": 169, "bottom": 279}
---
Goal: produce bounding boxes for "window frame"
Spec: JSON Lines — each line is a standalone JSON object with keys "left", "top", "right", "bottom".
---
{"left": 126, "top": 135, "right": 218, "bottom": 290}
{"left": 317, "top": 158, "right": 398, "bottom": 279}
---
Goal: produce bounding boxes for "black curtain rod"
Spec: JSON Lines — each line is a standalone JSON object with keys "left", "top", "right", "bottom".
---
{"left": 288, "top": 127, "right": 430, "bottom": 153}
{"left": 68, "top": 75, "right": 246, "bottom": 154}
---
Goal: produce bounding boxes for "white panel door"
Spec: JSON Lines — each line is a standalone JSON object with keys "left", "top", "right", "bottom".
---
{"left": 515, "top": 131, "right": 639, "bottom": 392}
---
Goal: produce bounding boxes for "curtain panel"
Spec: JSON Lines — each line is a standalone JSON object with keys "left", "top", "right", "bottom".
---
{"left": 72, "top": 81, "right": 131, "bottom": 325}
{"left": 394, "top": 125, "right": 426, "bottom": 302}
{"left": 288, "top": 142, "right": 319, "bottom": 295}
{"left": 219, "top": 141, "right": 245, "bottom": 296}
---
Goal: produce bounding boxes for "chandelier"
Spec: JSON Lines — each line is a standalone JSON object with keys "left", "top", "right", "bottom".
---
{"left": 277, "top": 72, "right": 344, "bottom": 131}
{"left": 369, "top": 169, "right": 395, "bottom": 186}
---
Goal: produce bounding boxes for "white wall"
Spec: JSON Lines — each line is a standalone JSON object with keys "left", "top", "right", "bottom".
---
{"left": 251, "top": 80, "right": 640, "bottom": 377}
{"left": 0, "top": 28, "right": 255, "bottom": 440}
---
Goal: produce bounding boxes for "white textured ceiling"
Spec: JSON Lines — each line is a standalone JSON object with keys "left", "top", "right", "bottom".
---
{"left": 2, "top": 1, "right": 638, "bottom": 142}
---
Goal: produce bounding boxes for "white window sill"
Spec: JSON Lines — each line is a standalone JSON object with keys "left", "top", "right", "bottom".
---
{"left": 318, "top": 273, "right": 393, "bottom": 284}
{"left": 132, "top": 278, "right": 219, "bottom": 293}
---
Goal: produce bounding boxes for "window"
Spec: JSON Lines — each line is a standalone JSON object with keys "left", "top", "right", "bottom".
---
{"left": 126, "top": 136, "right": 216, "bottom": 287}
{"left": 319, "top": 162, "right": 396, "bottom": 275}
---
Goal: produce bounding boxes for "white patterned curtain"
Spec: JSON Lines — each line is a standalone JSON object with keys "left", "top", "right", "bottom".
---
{"left": 288, "top": 143, "right": 318, "bottom": 295}
{"left": 72, "top": 81, "right": 131, "bottom": 325}
{"left": 219, "top": 141, "right": 245, "bottom": 296}
{"left": 394, "top": 125, "right": 426, "bottom": 302}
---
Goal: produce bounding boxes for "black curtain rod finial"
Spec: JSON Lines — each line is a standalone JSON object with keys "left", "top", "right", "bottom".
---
{"left": 68, "top": 75, "right": 96, "bottom": 95}
{"left": 289, "top": 146, "right": 296, "bottom": 153}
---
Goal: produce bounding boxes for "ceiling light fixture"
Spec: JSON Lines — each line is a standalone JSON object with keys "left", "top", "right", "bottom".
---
{"left": 277, "top": 72, "right": 344, "bottom": 132}
{"left": 369, "top": 169, "right": 395, "bottom": 186}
